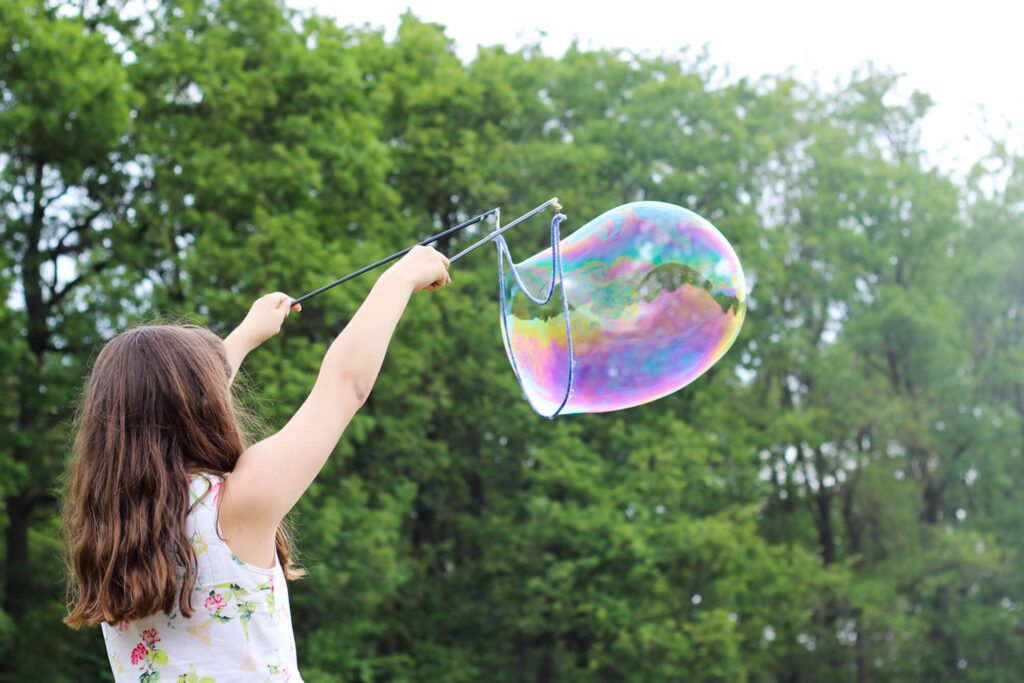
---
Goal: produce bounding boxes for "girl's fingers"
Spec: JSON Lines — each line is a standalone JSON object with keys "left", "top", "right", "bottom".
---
{"left": 270, "top": 293, "right": 299, "bottom": 314}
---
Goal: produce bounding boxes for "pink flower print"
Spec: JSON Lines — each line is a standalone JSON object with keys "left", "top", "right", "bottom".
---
{"left": 118, "top": 619, "right": 132, "bottom": 632}
{"left": 205, "top": 592, "right": 227, "bottom": 612}
{"left": 142, "top": 628, "right": 160, "bottom": 645}
{"left": 209, "top": 480, "right": 221, "bottom": 507}
{"left": 130, "top": 643, "right": 148, "bottom": 666}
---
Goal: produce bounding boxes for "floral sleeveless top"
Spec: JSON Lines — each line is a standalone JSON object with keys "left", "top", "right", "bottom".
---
{"left": 101, "top": 474, "right": 302, "bottom": 682}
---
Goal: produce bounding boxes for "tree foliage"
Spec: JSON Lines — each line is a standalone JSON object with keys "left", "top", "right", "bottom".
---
{"left": 1, "top": 0, "right": 1022, "bottom": 680}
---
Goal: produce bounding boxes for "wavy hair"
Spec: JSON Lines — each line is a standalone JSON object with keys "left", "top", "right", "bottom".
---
{"left": 63, "top": 324, "right": 302, "bottom": 628}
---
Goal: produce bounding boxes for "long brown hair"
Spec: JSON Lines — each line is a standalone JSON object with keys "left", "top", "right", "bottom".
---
{"left": 63, "top": 324, "right": 302, "bottom": 629}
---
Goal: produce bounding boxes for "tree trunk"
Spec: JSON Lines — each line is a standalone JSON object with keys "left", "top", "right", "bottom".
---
{"left": 854, "top": 625, "right": 870, "bottom": 683}
{"left": 815, "top": 491, "right": 835, "bottom": 566}
{"left": 3, "top": 158, "right": 50, "bottom": 622}
{"left": 2, "top": 493, "right": 30, "bottom": 620}
{"left": 536, "top": 631, "right": 555, "bottom": 683}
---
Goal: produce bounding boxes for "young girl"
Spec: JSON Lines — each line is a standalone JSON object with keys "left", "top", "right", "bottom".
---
{"left": 63, "top": 246, "right": 451, "bottom": 682}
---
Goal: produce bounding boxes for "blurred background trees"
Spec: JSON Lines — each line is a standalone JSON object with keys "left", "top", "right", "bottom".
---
{"left": 1, "top": 0, "right": 1021, "bottom": 680}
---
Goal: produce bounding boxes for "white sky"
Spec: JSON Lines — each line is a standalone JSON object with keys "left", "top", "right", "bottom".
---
{"left": 290, "top": 0, "right": 1023, "bottom": 177}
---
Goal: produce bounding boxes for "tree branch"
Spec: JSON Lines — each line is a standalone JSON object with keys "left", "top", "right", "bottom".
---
{"left": 41, "top": 183, "right": 72, "bottom": 211}
{"left": 43, "top": 206, "right": 105, "bottom": 261}
{"left": 49, "top": 256, "right": 114, "bottom": 307}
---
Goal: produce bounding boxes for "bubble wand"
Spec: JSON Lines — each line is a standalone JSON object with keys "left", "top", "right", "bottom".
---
{"left": 291, "top": 208, "right": 497, "bottom": 305}
{"left": 292, "top": 198, "right": 561, "bottom": 305}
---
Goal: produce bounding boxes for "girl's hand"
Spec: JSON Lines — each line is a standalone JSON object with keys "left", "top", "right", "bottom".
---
{"left": 236, "top": 292, "right": 300, "bottom": 350}
{"left": 389, "top": 245, "right": 451, "bottom": 293}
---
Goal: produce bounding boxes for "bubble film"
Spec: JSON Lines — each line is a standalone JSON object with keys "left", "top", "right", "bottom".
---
{"left": 499, "top": 201, "right": 746, "bottom": 415}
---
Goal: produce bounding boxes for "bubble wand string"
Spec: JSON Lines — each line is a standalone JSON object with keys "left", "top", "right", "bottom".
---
{"left": 495, "top": 210, "right": 572, "bottom": 418}
{"left": 449, "top": 197, "right": 560, "bottom": 263}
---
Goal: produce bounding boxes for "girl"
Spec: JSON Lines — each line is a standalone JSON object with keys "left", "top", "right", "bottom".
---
{"left": 63, "top": 245, "right": 451, "bottom": 682}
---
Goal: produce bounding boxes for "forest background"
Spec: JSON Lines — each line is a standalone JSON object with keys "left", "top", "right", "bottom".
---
{"left": 2, "top": 0, "right": 1023, "bottom": 680}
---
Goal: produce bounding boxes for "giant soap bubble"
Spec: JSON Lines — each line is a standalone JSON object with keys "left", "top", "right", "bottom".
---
{"left": 496, "top": 201, "right": 746, "bottom": 416}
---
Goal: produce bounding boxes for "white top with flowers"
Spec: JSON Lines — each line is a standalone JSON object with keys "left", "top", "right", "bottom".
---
{"left": 101, "top": 474, "right": 302, "bottom": 683}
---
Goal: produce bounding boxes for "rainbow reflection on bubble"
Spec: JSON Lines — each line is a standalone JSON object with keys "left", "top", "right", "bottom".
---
{"left": 500, "top": 201, "right": 746, "bottom": 416}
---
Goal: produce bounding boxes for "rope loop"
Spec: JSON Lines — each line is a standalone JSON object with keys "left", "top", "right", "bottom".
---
{"left": 495, "top": 212, "right": 574, "bottom": 418}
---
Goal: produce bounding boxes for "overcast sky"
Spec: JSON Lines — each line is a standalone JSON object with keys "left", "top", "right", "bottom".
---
{"left": 289, "top": 0, "right": 1022, "bottom": 177}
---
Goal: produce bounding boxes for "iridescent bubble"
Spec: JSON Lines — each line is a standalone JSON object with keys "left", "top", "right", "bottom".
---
{"left": 496, "top": 201, "right": 746, "bottom": 416}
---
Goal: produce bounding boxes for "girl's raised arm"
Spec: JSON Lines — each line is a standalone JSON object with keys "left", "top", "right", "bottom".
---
{"left": 219, "top": 246, "right": 450, "bottom": 566}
